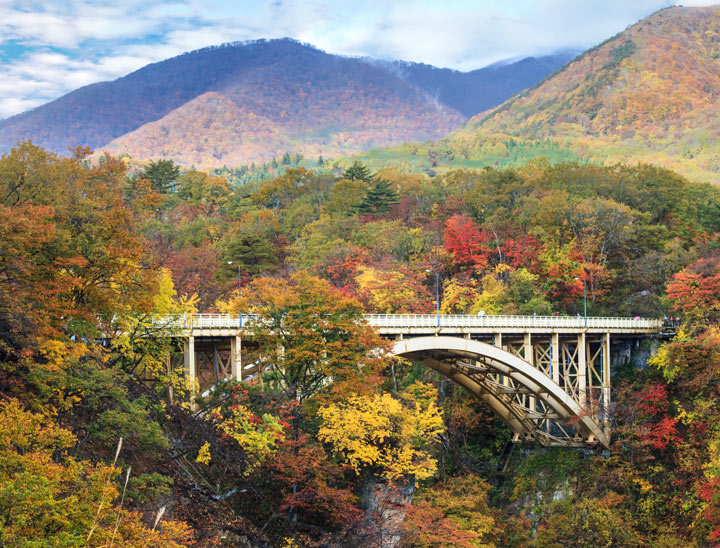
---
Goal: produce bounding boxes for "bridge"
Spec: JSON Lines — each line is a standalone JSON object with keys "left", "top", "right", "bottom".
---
{"left": 163, "top": 313, "right": 668, "bottom": 449}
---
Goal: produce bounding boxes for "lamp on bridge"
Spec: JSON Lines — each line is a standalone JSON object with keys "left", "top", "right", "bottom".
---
{"left": 426, "top": 268, "right": 440, "bottom": 328}
{"left": 574, "top": 275, "right": 587, "bottom": 329}
{"left": 227, "top": 261, "right": 242, "bottom": 328}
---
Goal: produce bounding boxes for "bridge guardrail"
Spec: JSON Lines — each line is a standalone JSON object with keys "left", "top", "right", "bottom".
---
{"left": 367, "top": 314, "right": 663, "bottom": 330}
{"left": 158, "top": 313, "right": 664, "bottom": 331}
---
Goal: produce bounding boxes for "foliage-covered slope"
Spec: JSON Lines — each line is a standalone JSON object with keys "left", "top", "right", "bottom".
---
{"left": 4, "top": 141, "right": 720, "bottom": 545}
{"left": 449, "top": 5, "right": 720, "bottom": 183}
{"left": 0, "top": 39, "right": 571, "bottom": 169}
{"left": 377, "top": 51, "right": 578, "bottom": 118}
{"left": 354, "top": 6, "right": 720, "bottom": 184}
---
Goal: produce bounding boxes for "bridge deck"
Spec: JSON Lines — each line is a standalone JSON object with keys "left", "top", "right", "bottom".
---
{"left": 164, "top": 313, "right": 664, "bottom": 336}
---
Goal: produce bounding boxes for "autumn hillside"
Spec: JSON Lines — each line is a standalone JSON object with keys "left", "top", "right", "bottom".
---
{"left": 355, "top": 6, "right": 720, "bottom": 184}
{"left": 0, "top": 39, "right": 572, "bottom": 169}
{"left": 4, "top": 142, "right": 720, "bottom": 546}
{"left": 450, "top": 5, "right": 720, "bottom": 183}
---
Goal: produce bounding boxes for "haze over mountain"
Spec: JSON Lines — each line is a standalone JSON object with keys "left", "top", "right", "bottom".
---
{"left": 375, "top": 52, "right": 579, "bottom": 118}
{"left": 0, "top": 39, "right": 573, "bottom": 168}
{"left": 444, "top": 5, "right": 720, "bottom": 184}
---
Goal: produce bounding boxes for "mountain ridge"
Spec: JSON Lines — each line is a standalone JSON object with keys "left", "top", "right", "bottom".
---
{"left": 449, "top": 5, "right": 720, "bottom": 183}
{"left": 350, "top": 5, "right": 720, "bottom": 185}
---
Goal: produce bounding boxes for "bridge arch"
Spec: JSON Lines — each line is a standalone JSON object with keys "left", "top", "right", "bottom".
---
{"left": 391, "top": 336, "right": 609, "bottom": 448}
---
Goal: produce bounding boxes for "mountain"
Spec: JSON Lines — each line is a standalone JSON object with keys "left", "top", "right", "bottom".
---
{"left": 0, "top": 39, "right": 571, "bottom": 168}
{"left": 380, "top": 51, "right": 578, "bottom": 118}
{"left": 448, "top": 5, "right": 720, "bottom": 183}
{"left": 352, "top": 6, "right": 720, "bottom": 184}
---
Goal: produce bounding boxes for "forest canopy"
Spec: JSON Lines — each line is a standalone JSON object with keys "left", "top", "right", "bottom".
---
{"left": 1, "top": 142, "right": 720, "bottom": 547}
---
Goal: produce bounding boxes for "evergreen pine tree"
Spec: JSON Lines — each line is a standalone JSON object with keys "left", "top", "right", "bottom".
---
{"left": 138, "top": 159, "right": 180, "bottom": 193}
{"left": 343, "top": 161, "right": 373, "bottom": 182}
{"left": 354, "top": 177, "right": 399, "bottom": 216}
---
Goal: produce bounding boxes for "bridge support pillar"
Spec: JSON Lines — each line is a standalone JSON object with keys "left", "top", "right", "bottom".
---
{"left": 578, "top": 333, "right": 587, "bottom": 408}
{"left": 602, "top": 333, "right": 611, "bottom": 431}
{"left": 231, "top": 336, "right": 243, "bottom": 382}
{"left": 523, "top": 333, "right": 533, "bottom": 363}
{"left": 524, "top": 333, "right": 535, "bottom": 412}
{"left": 184, "top": 336, "right": 197, "bottom": 397}
{"left": 493, "top": 334, "right": 510, "bottom": 388}
{"left": 551, "top": 333, "right": 560, "bottom": 384}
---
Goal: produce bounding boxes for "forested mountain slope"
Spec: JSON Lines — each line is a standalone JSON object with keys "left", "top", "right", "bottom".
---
{"left": 451, "top": 5, "right": 720, "bottom": 183}
{"left": 4, "top": 143, "right": 720, "bottom": 546}
{"left": 378, "top": 51, "right": 578, "bottom": 118}
{"left": 356, "top": 6, "right": 720, "bottom": 185}
{"left": 0, "top": 39, "right": 571, "bottom": 168}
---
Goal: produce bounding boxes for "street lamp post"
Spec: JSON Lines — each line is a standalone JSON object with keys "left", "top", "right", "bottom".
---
{"left": 228, "top": 261, "right": 242, "bottom": 328}
{"left": 426, "top": 268, "right": 440, "bottom": 327}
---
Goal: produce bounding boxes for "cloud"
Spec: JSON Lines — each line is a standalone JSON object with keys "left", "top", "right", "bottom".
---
{"left": 0, "top": 0, "right": 718, "bottom": 118}
{"left": 0, "top": 49, "right": 156, "bottom": 117}
{"left": 292, "top": 0, "right": 680, "bottom": 69}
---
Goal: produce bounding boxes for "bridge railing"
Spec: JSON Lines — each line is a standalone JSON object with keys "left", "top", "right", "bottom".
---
{"left": 159, "top": 313, "right": 663, "bottom": 331}
{"left": 158, "top": 314, "right": 258, "bottom": 329}
{"left": 367, "top": 314, "right": 663, "bottom": 330}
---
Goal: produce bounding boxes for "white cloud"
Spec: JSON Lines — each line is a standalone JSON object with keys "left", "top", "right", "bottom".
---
{"left": 0, "top": 49, "right": 153, "bottom": 117}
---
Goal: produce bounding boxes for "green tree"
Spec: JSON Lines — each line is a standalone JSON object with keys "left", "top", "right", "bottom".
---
{"left": 220, "top": 229, "right": 279, "bottom": 279}
{"left": 343, "top": 161, "right": 373, "bottom": 182}
{"left": 138, "top": 159, "right": 180, "bottom": 194}
{"left": 355, "top": 177, "right": 400, "bottom": 216}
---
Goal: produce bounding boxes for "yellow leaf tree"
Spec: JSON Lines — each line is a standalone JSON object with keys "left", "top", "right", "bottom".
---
{"left": 0, "top": 399, "right": 192, "bottom": 547}
{"left": 317, "top": 382, "right": 445, "bottom": 481}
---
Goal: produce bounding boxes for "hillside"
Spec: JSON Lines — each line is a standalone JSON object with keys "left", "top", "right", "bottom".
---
{"left": 355, "top": 6, "right": 720, "bottom": 184}
{"left": 453, "top": 5, "right": 720, "bottom": 183}
{"left": 378, "top": 51, "right": 578, "bottom": 118}
{"left": 0, "top": 39, "right": 571, "bottom": 168}
{"left": 4, "top": 141, "right": 720, "bottom": 547}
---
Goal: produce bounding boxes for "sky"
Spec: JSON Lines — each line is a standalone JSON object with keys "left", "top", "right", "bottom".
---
{"left": 0, "top": 0, "right": 717, "bottom": 119}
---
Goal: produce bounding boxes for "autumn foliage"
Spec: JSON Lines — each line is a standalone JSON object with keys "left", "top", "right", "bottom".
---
{"left": 1, "top": 139, "right": 720, "bottom": 547}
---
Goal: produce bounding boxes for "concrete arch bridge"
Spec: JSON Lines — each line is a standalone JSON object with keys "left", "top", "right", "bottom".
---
{"left": 165, "top": 314, "right": 669, "bottom": 449}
